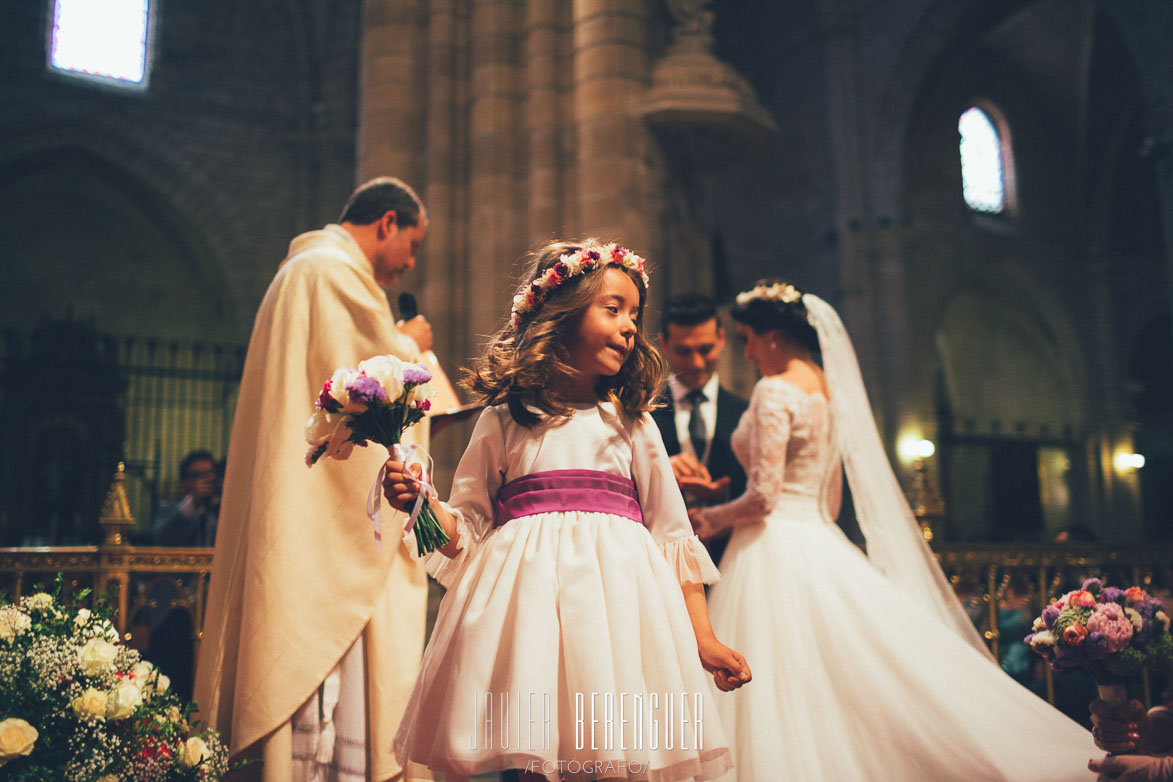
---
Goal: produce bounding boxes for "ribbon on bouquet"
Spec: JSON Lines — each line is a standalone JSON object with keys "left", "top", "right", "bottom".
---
{"left": 366, "top": 443, "right": 437, "bottom": 552}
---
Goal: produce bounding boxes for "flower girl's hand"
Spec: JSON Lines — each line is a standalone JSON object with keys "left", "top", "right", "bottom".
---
{"left": 382, "top": 459, "right": 423, "bottom": 512}
{"left": 698, "top": 637, "right": 751, "bottom": 692}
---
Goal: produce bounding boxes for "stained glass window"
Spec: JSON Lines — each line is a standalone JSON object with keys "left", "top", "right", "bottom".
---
{"left": 49, "top": 0, "right": 152, "bottom": 87}
{"left": 959, "top": 106, "right": 1007, "bottom": 214}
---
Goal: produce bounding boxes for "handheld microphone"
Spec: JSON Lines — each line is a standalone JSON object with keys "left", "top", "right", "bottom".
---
{"left": 397, "top": 292, "right": 419, "bottom": 321}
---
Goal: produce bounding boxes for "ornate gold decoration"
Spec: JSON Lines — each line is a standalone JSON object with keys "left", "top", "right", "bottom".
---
{"left": 99, "top": 462, "right": 135, "bottom": 546}
{"left": 907, "top": 457, "right": 945, "bottom": 542}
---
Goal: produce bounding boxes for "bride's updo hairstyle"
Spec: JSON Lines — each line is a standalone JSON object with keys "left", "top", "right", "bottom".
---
{"left": 729, "top": 278, "right": 820, "bottom": 355}
{"left": 463, "top": 238, "right": 667, "bottom": 427}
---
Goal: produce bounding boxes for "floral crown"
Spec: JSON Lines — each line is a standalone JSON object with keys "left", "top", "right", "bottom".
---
{"left": 735, "top": 281, "right": 802, "bottom": 307}
{"left": 510, "top": 243, "right": 650, "bottom": 327}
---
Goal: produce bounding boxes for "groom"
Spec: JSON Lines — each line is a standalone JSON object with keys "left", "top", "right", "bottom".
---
{"left": 653, "top": 293, "right": 748, "bottom": 566}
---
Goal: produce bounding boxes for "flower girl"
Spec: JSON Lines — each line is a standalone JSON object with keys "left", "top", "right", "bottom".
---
{"left": 382, "top": 240, "right": 750, "bottom": 782}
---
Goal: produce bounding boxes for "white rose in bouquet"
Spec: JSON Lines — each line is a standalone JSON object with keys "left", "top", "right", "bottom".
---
{"left": 0, "top": 608, "right": 31, "bottom": 641}
{"left": 71, "top": 688, "right": 109, "bottom": 720}
{"left": 304, "top": 409, "right": 356, "bottom": 465}
{"left": 73, "top": 607, "right": 91, "bottom": 626}
{"left": 326, "top": 367, "right": 365, "bottom": 413}
{"left": 406, "top": 380, "right": 434, "bottom": 408}
{"left": 78, "top": 637, "right": 119, "bottom": 675}
{"left": 130, "top": 661, "right": 155, "bottom": 688}
{"left": 106, "top": 681, "right": 143, "bottom": 720}
{"left": 26, "top": 593, "right": 53, "bottom": 612}
{"left": 179, "top": 735, "right": 210, "bottom": 768}
{"left": 357, "top": 354, "right": 407, "bottom": 400}
{"left": 0, "top": 718, "right": 38, "bottom": 766}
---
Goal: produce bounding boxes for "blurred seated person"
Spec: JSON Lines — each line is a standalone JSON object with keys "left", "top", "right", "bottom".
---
{"left": 1088, "top": 695, "right": 1173, "bottom": 781}
{"left": 153, "top": 450, "right": 220, "bottom": 547}
{"left": 140, "top": 449, "right": 221, "bottom": 700}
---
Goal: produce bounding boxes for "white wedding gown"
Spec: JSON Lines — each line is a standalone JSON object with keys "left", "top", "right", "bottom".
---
{"left": 702, "top": 376, "right": 1095, "bottom": 781}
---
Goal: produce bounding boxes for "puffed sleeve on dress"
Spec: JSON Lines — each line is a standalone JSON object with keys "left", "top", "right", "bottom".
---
{"left": 693, "top": 378, "right": 792, "bottom": 532}
{"left": 424, "top": 406, "right": 507, "bottom": 588}
{"left": 630, "top": 412, "right": 721, "bottom": 586}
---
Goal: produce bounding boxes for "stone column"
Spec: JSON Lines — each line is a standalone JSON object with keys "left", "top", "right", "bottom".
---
{"left": 571, "top": 0, "right": 652, "bottom": 251}
{"left": 467, "top": 0, "right": 523, "bottom": 340}
{"left": 357, "top": 0, "right": 425, "bottom": 185}
{"left": 525, "top": 0, "right": 564, "bottom": 245}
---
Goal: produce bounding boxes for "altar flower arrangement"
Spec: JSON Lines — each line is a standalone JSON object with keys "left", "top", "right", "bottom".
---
{"left": 0, "top": 582, "right": 229, "bottom": 780}
{"left": 1025, "top": 578, "right": 1173, "bottom": 703}
{"left": 305, "top": 354, "right": 448, "bottom": 556}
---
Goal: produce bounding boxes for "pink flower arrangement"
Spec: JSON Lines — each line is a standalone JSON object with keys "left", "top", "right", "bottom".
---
{"left": 1025, "top": 578, "right": 1173, "bottom": 684}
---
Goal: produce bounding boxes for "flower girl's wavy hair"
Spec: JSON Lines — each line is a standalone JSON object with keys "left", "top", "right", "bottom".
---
{"left": 463, "top": 239, "right": 667, "bottom": 427}
{"left": 730, "top": 277, "right": 820, "bottom": 355}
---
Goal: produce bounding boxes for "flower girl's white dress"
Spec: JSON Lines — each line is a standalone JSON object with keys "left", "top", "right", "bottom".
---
{"left": 698, "top": 376, "right": 1095, "bottom": 782}
{"left": 394, "top": 402, "right": 734, "bottom": 782}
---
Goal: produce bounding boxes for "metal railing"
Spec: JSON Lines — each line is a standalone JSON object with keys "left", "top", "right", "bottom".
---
{"left": 0, "top": 322, "right": 245, "bottom": 546}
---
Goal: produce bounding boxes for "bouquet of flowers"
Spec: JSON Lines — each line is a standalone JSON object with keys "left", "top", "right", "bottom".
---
{"left": 1025, "top": 578, "right": 1173, "bottom": 703}
{"left": 304, "top": 354, "right": 448, "bottom": 556}
{"left": 0, "top": 581, "right": 230, "bottom": 780}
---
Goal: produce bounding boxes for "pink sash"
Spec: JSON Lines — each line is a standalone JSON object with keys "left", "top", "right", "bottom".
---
{"left": 493, "top": 469, "right": 643, "bottom": 528}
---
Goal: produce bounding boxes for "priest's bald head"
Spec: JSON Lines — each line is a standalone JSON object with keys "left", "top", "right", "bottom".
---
{"left": 339, "top": 177, "right": 429, "bottom": 290}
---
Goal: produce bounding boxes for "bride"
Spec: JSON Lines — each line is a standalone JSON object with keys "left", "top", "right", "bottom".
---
{"left": 690, "top": 280, "right": 1095, "bottom": 781}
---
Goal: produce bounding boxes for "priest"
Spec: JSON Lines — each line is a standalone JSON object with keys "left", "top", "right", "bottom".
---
{"left": 195, "top": 177, "right": 432, "bottom": 782}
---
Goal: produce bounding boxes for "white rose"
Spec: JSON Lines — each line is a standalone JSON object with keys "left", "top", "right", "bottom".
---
{"left": 326, "top": 367, "right": 364, "bottom": 413}
{"left": 0, "top": 718, "right": 37, "bottom": 766}
{"left": 78, "top": 637, "right": 119, "bottom": 675}
{"left": 106, "top": 681, "right": 143, "bottom": 720}
{"left": 74, "top": 608, "right": 92, "bottom": 627}
{"left": 305, "top": 408, "right": 343, "bottom": 447}
{"left": 130, "top": 661, "right": 155, "bottom": 688}
{"left": 92, "top": 619, "right": 120, "bottom": 642}
{"left": 406, "top": 381, "right": 434, "bottom": 407}
{"left": 357, "top": 355, "right": 407, "bottom": 400}
{"left": 155, "top": 673, "right": 170, "bottom": 693}
{"left": 179, "top": 736, "right": 210, "bottom": 768}
{"left": 71, "top": 688, "right": 108, "bottom": 720}
{"left": 26, "top": 593, "right": 53, "bottom": 612}
{"left": 0, "top": 608, "right": 31, "bottom": 641}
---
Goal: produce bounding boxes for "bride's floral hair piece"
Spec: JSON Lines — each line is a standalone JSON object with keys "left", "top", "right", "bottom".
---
{"left": 510, "top": 243, "right": 649, "bottom": 327}
{"left": 734, "top": 281, "right": 802, "bottom": 307}
{"left": 731, "top": 277, "right": 820, "bottom": 354}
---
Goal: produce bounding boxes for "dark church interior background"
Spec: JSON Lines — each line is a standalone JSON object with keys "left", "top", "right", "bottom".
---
{"left": 0, "top": 0, "right": 1171, "bottom": 550}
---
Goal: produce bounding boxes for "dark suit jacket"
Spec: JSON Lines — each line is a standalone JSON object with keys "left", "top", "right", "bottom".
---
{"left": 652, "top": 384, "right": 749, "bottom": 566}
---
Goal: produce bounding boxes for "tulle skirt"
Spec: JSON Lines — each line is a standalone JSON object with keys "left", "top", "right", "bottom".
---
{"left": 708, "top": 514, "right": 1096, "bottom": 782}
{"left": 394, "top": 511, "right": 733, "bottom": 782}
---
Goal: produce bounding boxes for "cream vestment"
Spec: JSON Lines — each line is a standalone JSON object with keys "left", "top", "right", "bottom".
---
{"left": 194, "top": 225, "right": 428, "bottom": 781}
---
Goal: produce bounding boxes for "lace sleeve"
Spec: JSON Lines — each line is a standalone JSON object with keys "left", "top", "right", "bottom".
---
{"left": 695, "top": 380, "right": 793, "bottom": 532}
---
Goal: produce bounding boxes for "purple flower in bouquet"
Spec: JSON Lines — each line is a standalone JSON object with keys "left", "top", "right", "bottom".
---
{"left": 346, "top": 375, "right": 388, "bottom": 408}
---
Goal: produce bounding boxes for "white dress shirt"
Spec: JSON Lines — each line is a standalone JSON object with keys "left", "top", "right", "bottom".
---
{"left": 669, "top": 372, "right": 721, "bottom": 461}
